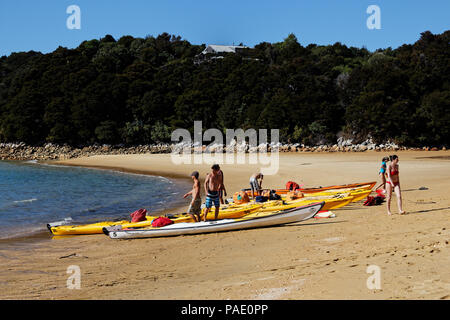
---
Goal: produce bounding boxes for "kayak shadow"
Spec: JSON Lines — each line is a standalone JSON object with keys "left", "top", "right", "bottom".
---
{"left": 280, "top": 220, "right": 348, "bottom": 228}
{"left": 113, "top": 220, "right": 348, "bottom": 240}
{"left": 333, "top": 206, "right": 363, "bottom": 211}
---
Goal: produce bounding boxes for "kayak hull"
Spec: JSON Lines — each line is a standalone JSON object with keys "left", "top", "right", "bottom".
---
{"left": 104, "top": 202, "right": 324, "bottom": 239}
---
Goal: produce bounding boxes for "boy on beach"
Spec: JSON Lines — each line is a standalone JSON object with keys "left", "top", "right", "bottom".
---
{"left": 183, "top": 171, "right": 202, "bottom": 222}
{"left": 204, "top": 164, "right": 221, "bottom": 221}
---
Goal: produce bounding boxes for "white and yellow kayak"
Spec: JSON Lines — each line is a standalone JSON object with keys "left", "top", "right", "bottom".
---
{"left": 104, "top": 202, "right": 325, "bottom": 239}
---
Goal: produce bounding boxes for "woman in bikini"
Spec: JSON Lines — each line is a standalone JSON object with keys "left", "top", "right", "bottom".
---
{"left": 385, "top": 155, "right": 406, "bottom": 215}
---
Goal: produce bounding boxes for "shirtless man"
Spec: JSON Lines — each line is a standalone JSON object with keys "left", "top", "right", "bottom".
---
{"left": 204, "top": 164, "right": 221, "bottom": 221}
{"left": 183, "top": 171, "right": 202, "bottom": 222}
{"left": 249, "top": 172, "right": 264, "bottom": 199}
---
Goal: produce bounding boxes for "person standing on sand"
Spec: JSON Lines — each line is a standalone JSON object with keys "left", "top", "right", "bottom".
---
{"left": 183, "top": 171, "right": 202, "bottom": 222}
{"left": 217, "top": 166, "right": 227, "bottom": 204}
{"left": 249, "top": 172, "right": 264, "bottom": 199}
{"left": 204, "top": 164, "right": 221, "bottom": 221}
{"left": 375, "top": 156, "right": 389, "bottom": 193}
{"left": 386, "top": 155, "right": 406, "bottom": 215}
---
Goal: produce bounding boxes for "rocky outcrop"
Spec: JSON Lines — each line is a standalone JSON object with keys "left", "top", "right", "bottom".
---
{"left": 0, "top": 140, "right": 446, "bottom": 161}
{"left": 0, "top": 143, "right": 172, "bottom": 161}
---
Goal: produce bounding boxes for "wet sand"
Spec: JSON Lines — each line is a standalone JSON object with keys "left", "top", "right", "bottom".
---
{"left": 0, "top": 151, "right": 449, "bottom": 299}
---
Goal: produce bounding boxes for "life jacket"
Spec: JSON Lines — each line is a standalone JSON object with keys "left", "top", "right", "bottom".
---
{"left": 286, "top": 181, "right": 301, "bottom": 191}
{"left": 130, "top": 208, "right": 147, "bottom": 222}
{"left": 151, "top": 217, "right": 174, "bottom": 227}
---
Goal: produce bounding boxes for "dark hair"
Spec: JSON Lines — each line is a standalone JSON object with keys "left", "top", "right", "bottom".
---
{"left": 382, "top": 157, "right": 389, "bottom": 162}
{"left": 211, "top": 164, "right": 220, "bottom": 170}
{"left": 190, "top": 171, "right": 199, "bottom": 179}
{"left": 389, "top": 155, "right": 398, "bottom": 161}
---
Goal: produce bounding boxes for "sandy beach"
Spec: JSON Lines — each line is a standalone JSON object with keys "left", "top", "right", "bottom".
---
{"left": 0, "top": 151, "right": 449, "bottom": 299}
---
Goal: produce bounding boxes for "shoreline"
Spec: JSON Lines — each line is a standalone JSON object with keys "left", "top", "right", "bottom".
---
{"left": 2, "top": 150, "right": 448, "bottom": 246}
{"left": 1, "top": 151, "right": 449, "bottom": 299}
{"left": 44, "top": 160, "right": 195, "bottom": 181}
{"left": 0, "top": 159, "right": 192, "bottom": 247}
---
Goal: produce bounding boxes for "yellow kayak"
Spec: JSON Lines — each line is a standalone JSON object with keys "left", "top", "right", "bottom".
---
{"left": 282, "top": 188, "right": 372, "bottom": 203}
{"left": 48, "top": 218, "right": 155, "bottom": 236}
{"left": 48, "top": 202, "right": 264, "bottom": 236}
{"left": 48, "top": 192, "right": 358, "bottom": 236}
{"left": 273, "top": 181, "right": 376, "bottom": 195}
{"left": 257, "top": 195, "right": 354, "bottom": 212}
{"left": 347, "top": 189, "right": 372, "bottom": 202}
{"left": 309, "top": 188, "right": 372, "bottom": 202}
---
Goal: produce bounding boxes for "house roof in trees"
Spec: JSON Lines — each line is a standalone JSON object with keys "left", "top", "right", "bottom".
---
{"left": 201, "top": 45, "right": 248, "bottom": 54}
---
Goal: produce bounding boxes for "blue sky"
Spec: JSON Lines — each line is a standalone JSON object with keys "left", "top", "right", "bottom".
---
{"left": 0, "top": 0, "right": 449, "bottom": 56}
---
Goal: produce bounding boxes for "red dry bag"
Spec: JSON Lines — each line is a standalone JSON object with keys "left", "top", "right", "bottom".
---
{"left": 130, "top": 208, "right": 147, "bottom": 222}
{"left": 151, "top": 217, "right": 174, "bottom": 227}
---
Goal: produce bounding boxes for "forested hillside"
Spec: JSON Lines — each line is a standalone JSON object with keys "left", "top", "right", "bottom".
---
{"left": 0, "top": 31, "right": 448, "bottom": 147}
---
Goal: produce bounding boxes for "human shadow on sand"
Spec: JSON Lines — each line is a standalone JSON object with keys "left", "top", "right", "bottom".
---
{"left": 405, "top": 206, "right": 450, "bottom": 215}
{"left": 402, "top": 188, "right": 429, "bottom": 192}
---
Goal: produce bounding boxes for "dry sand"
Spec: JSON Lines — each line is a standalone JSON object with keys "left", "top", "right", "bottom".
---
{"left": 0, "top": 151, "right": 449, "bottom": 299}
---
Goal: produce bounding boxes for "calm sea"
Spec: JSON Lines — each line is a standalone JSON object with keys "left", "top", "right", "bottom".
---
{"left": 0, "top": 160, "right": 191, "bottom": 240}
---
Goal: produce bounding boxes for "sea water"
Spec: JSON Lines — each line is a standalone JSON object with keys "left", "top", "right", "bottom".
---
{"left": 0, "top": 160, "right": 191, "bottom": 240}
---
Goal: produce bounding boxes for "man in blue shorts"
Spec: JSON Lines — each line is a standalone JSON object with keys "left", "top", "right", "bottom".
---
{"left": 204, "top": 164, "right": 221, "bottom": 221}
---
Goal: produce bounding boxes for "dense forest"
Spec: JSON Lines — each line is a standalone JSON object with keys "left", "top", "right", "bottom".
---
{"left": 0, "top": 31, "right": 448, "bottom": 147}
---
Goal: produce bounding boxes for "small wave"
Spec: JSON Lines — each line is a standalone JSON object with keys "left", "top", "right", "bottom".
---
{"left": 35, "top": 162, "right": 73, "bottom": 169}
{"left": 13, "top": 198, "right": 38, "bottom": 204}
{"left": 0, "top": 225, "right": 48, "bottom": 241}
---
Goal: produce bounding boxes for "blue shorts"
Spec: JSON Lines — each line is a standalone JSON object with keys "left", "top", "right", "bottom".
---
{"left": 205, "top": 192, "right": 220, "bottom": 208}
